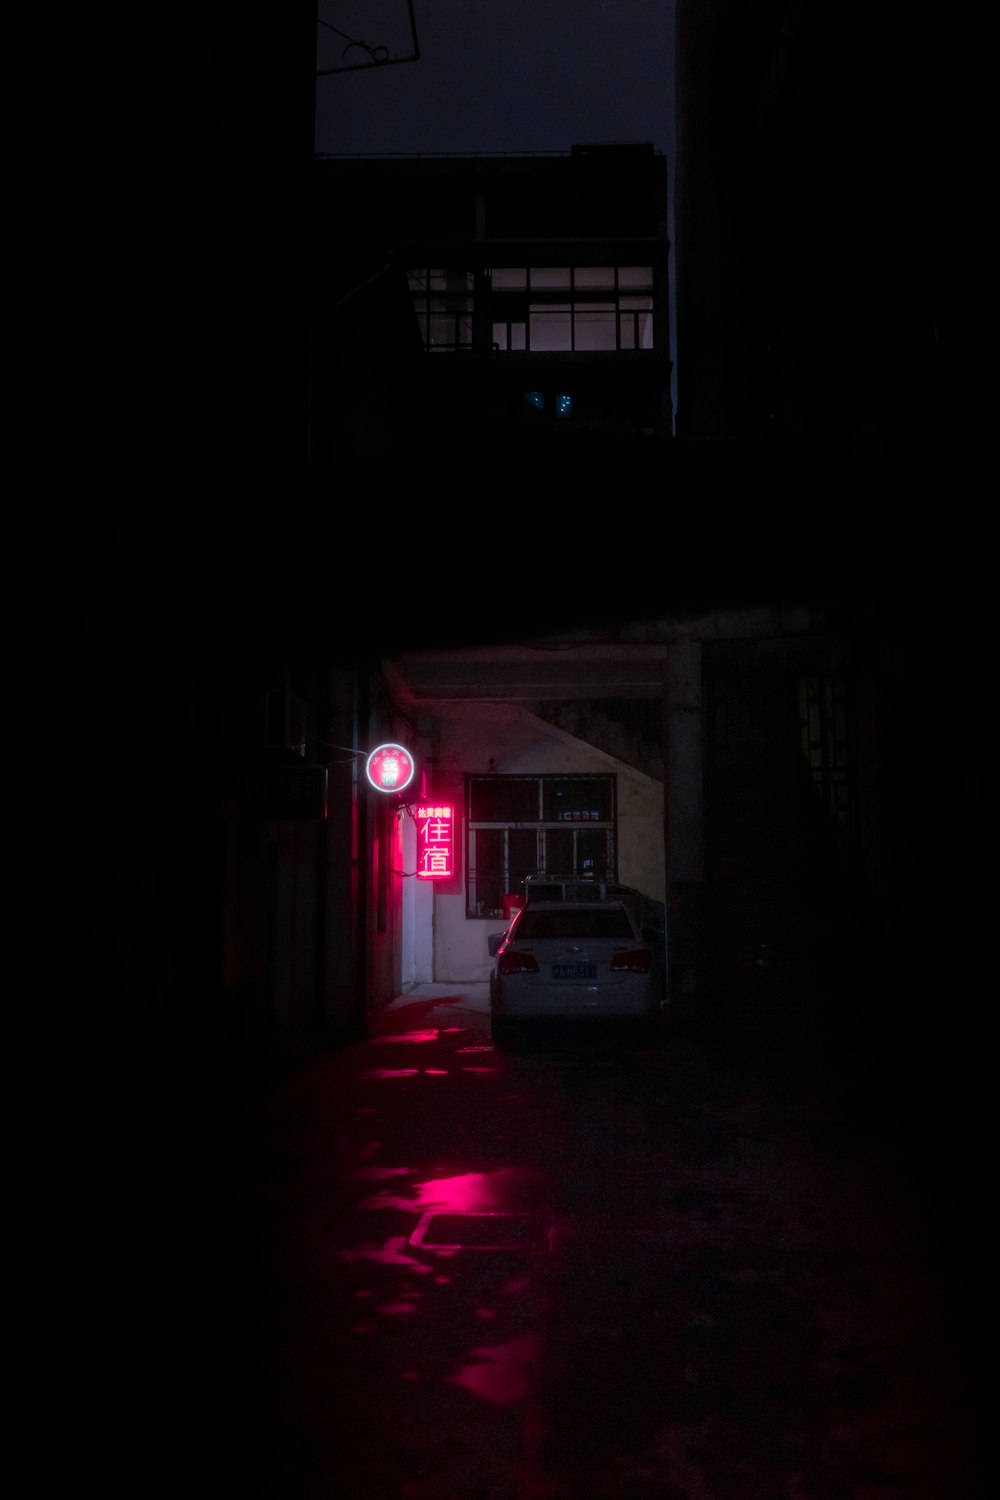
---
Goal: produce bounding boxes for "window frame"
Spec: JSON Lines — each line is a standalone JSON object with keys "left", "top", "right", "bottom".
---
{"left": 465, "top": 773, "right": 617, "bottom": 918}
{"left": 408, "top": 265, "right": 657, "bottom": 355}
{"left": 491, "top": 265, "right": 655, "bottom": 354}
{"left": 406, "top": 267, "right": 476, "bottom": 353}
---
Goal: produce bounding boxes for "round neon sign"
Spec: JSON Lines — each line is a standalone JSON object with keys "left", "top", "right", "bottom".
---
{"left": 365, "top": 742, "right": 415, "bottom": 793}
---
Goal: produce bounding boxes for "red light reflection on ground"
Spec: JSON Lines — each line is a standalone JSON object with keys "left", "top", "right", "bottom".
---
{"left": 359, "top": 1064, "right": 453, "bottom": 1080}
{"left": 417, "top": 1172, "right": 486, "bottom": 1211}
{"left": 414, "top": 1168, "right": 530, "bottom": 1213}
{"left": 449, "top": 1334, "right": 540, "bottom": 1403}
{"left": 342, "top": 1235, "right": 433, "bottom": 1271}
{"left": 371, "top": 1030, "right": 440, "bottom": 1045}
{"left": 357, "top": 1167, "right": 528, "bottom": 1215}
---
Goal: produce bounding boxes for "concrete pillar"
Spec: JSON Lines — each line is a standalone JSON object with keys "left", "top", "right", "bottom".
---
{"left": 665, "top": 640, "right": 706, "bottom": 997}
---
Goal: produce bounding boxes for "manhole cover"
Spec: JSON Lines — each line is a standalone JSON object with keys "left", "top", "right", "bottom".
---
{"left": 409, "top": 1211, "right": 549, "bottom": 1250}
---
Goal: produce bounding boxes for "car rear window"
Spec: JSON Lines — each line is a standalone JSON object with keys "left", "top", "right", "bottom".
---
{"left": 513, "top": 908, "right": 635, "bottom": 941}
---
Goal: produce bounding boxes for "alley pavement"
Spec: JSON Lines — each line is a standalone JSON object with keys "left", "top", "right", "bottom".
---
{"left": 85, "top": 985, "right": 986, "bottom": 1500}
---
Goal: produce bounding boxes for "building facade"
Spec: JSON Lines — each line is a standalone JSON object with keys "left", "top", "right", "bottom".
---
{"left": 309, "top": 144, "right": 673, "bottom": 464}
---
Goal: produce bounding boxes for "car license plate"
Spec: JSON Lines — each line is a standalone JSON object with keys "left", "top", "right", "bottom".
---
{"left": 552, "top": 963, "right": 596, "bottom": 979}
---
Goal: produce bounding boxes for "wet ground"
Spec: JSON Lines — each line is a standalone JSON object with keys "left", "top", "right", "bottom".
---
{"left": 83, "top": 985, "right": 987, "bottom": 1500}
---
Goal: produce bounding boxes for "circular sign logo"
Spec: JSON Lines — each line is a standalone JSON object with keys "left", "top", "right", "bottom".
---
{"left": 365, "top": 742, "right": 415, "bottom": 793}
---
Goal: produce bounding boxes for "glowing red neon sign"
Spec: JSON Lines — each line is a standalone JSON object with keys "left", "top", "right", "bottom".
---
{"left": 415, "top": 802, "right": 454, "bottom": 880}
{"left": 365, "top": 743, "right": 415, "bottom": 793}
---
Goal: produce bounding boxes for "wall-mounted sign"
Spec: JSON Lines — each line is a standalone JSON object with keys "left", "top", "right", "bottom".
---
{"left": 415, "top": 802, "right": 454, "bottom": 880}
{"left": 365, "top": 742, "right": 415, "bottom": 793}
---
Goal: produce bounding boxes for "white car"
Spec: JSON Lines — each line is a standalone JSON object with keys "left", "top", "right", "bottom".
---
{"left": 488, "top": 899, "right": 660, "bottom": 1047}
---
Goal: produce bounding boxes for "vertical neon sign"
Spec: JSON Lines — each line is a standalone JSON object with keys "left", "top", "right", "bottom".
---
{"left": 415, "top": 802, "right": 454, "bottom": 880}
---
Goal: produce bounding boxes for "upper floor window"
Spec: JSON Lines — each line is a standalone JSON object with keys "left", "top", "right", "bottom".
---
{"left": 407, "top": 268, "right": 474, "bottom": 352}
{"left": 406, "top": 266, "right": 655, "bottom": 354}
{"left": 491, "top": 266, "right": 654, "bottom": 353}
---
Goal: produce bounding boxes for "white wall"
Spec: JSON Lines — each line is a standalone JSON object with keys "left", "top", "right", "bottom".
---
{"left": 418, "top": 703, "right": 665, "bottom": 983}
{"left": 412, "top": 863, "right": 435, "bottom": 983}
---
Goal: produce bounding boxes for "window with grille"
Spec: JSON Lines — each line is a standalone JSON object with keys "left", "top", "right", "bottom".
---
{"left": 466, "top": 773, "right": 616, "bottom": 917}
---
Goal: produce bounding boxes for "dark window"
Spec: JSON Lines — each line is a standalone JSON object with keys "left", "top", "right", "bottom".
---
{"left": 542, "top": 777, "right": 613, "bottom": 822}
{"left": 466, "top": 773, "right": 616, "bottom": 917}
{"left": 407, "top": 268, "right": 475, "bottom": 352}
{"left": 469, "top": 777, "right": 540, "bottom": 823}
{"left": 473, "top": 828, "right": 504, "bottom": 915}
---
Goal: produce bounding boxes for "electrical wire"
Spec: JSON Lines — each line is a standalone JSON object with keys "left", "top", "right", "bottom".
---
{"left": 315, "top": 0, "right": 419, "bottom": 76}
{"left": 317, "top": 17, "right": 389, "bottom": 65}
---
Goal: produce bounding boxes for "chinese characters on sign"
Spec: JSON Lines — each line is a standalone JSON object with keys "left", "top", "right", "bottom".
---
{"left": 415, "top": 803, "right": 454, "bottom": 880}
{"left": 365, "top": 743, "right": 415, "bottom": 793}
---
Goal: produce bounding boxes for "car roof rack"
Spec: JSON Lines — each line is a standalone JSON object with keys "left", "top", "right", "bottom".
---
{"left": 523, "top": 874, "right": 610, "bottom": 903}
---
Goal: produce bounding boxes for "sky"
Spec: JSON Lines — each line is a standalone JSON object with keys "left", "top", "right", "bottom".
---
{"left": 313, "top": 0, "right": 675, "bottom": 160}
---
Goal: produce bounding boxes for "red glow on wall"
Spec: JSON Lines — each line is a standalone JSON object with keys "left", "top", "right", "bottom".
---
{"left": 415, "top": 802, "right": 454, "bottom": 880}
{"left": 366, "top": 742, "right": 415, "bottom": 792}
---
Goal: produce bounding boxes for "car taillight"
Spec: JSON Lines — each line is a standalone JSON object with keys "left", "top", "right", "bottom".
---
{"left": 610, "top": 949, "right": 652, "bottom": 973}
{"left": 498, "top": 949, "right": 540, "bottom": 975}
